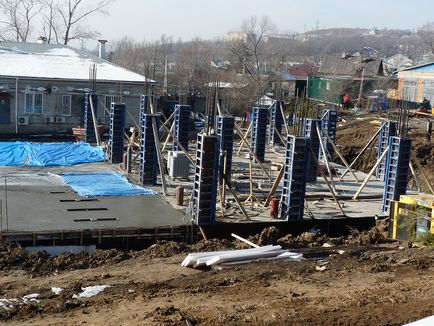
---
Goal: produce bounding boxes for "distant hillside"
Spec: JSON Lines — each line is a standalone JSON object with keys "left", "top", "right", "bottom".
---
{"left": 290, "top": 27, "right": 418, "bottom": 58}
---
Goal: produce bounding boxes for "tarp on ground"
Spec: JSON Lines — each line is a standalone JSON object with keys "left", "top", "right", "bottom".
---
{"left": 0, "top": 142, "right": 105, "bottom": 166}
{"left": 60, "top": 172, "right": 158, "bottom": 197}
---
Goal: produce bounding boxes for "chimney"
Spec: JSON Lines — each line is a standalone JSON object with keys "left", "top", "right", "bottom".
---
{"left": 98, "top": 40, "right": 107, "bottom": 59}
{"left": 37, "top": 36, "right": 47, "bottom": 44}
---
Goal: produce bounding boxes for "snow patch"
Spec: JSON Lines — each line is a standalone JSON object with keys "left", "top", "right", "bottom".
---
{"left": 0, "top": 293, "right": 40, "bottom": 310}
{"left": 0, "top": 299, "right": 19, "bottom": 310}
{"left": 72, "top": 285, "right": 111, "bottom": 299}
{"left": 51, "top": 287, "right": 64, "bottom": 295}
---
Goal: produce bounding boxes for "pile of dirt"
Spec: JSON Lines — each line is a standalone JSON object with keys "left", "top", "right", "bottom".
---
{"left": 139, "top": 241, "right": 187, "bottom": 259}
{"left": 0, "top": 220, "right": 395, "bottom": 277}
{"left": 188, "top": 238, "right": 233, "bottom": 252}
{"left": 346, "top": 218, "right": 391, "bottom": 246}
{"left": 257, "top": 226, "right": 280, "bottom": 246}
{"left": 252, "top": 220, "right": 391, "bottom": 249}
{"left": 277, "top": 231, "right": 343, "bottom": 248}
{"left": 414, "top": 143, "right": 433, "bottom": 165}
{"left": 144, "top": 306, "right": 196, "bottom": 325}
{"left": 233, "top": 226, "right": 282, "bottom": 249}
{"left": 0, "top": 244, "right": 131, "bottom": 275}
{"left": 359, "top": 247, "right": 434, "bottom": 270}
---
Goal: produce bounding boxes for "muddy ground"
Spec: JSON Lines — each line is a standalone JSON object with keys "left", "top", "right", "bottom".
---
{"left": 336, "top": 113, "right": 433, "bottom": 193}
{"left": 0, "top": 113, "right": 432, "bottom": 325}
{"left": 0, "top": 222, "right": 433, "bottom": 326}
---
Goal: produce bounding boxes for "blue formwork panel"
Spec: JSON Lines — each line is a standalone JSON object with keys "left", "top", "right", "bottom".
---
{"left": 140, "top": 114, "right": 159, "bottom": 185}
{"left": 269, "top": 101, "right": 284, "bottom": 145}
{"left": 304, "top": 119, "right": 321, "bottom": 182}
{"left": 215, "top": 116, "right": 235, "bottom": 182}
{"left": 192, "top": 134, "right": 218, "bottom": 225}
{"left": 280, "top": 136, "right": 309, "bottom": 221}
{"left": 382, "top": 137, "right": 411, "bottom": 212}
{"left": 109, "top": 103, "right": 126, "bottom": 164}
{"left": 319, "top": 109, "right": 338, "bottom": 161}
{"left": 139, "top": 95, "right": 148, "bottom": 123}
{"left": 251, "top": 107, "right": 268, "bottom": 162}
{"left": 173, "top": 104, "right": 191, "bottom": 152}
{"left": 377, "top": 121, "right": 397, "bottom": 179}
{"left": 84, "top": 93, "right": 98, "bottom": 143}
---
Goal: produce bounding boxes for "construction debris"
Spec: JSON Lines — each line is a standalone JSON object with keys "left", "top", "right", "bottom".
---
{"left": 181, "top": 245, "right": 303, "bottom": 269}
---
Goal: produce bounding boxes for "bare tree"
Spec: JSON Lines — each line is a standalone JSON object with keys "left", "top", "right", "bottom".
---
{"left": 241, "top": 16, "right": 276, "bottom": 73}
{"left": 110, "top": 35, "right": 174, "bottom": 91}
{"left": 56, "top": 0, "right": 114, "bottom": 44}
{"left": 225, "top": 16, "right": 276, "bottom": 113}
{"left": 418, "top": 22, "right": 434, "bottom": 56}
{"left": 40, "top": 0, "right": 60, "bottom": 43}
{"left": 0, "top": 0, "right": 40, "bottom": 42}
{"left": 173, "top": 38, "right": 215, "bottom": 108}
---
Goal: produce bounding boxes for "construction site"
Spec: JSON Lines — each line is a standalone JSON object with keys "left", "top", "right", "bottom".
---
{"left": 0, "top": 89, "right": 432, "bottom": 325}
{"left": 1, "top": 1, "right": 434, "bottom": 323}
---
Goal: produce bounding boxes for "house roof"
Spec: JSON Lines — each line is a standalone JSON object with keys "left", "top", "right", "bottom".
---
{"left": 401, "top": 62, "right": 434, "bottom": 72}
{"left": 385, "top": 53, "right": 411, "bottom": 62}
{"left": 276, "top": 70, "right": 296, "bottom": 81}
{"left": 0, "top": 42, "right": 155, "bottom": 84}
{"left": 287, "top": 64, "right": 318, "bottom": 79}
{"left": 317, "top": 55, "right": 384, "bottom": 78}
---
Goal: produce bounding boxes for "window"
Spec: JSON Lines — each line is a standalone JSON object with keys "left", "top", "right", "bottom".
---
{"left": 403, "top": 79, "right": 417, "bottom": 102}
{"left": 25, "top": 93, "right": 43, "bottom": 114}
{"left": 422, "top": 80, "right": 434, "bottom": 104}
{"left": 61, "top": 95, "right": 72, "bottom": 116}
{"left": 104, "top": 95, "right": 116, "bottom": 116}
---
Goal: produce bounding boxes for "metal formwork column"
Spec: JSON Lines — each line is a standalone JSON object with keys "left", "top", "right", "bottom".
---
{"left": 192, "top": 134, "right": 219, "bottom": 225}
{"left": 304, "top": 119, "right": 321, "bottom": 182}
{"left": 215, "top": 116, "right": 235, "bottom": 181}
{"left": 84, "top": 93, "right": 98, "bottom": 143}
{"left": 319, "top": 109, "right": 338, "bottom": 161}
{"left": 377, "top": 121, "right": 397, "bottom": 179}
{"left": 139, "top": 95, "right": 148, "bottom": 122}
{"left": 109, "top": 103, "right": 126, "bottom": 164}
{"left": 382, "top": 137, "right": 411, "bottom": 212}
{"left": 251, "top": 107, "right": 268, "bottom": 162}
{"left": 140, "top": 113, "right": 159, "bottom": 185}
{"left": 269, "top": 101, "right": 284, "bottom": 145}
{"left": 280, "top": 136, "right": 309, "bottom": 221}
{"left": 173, "top": 104, "right": 191, "bottom": 152}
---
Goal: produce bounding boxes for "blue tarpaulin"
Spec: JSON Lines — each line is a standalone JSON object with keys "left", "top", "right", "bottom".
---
{"left": 0, "top": 142, "right": 105, "bottom": 166}
{"left": 61, "top": 172, "right": 158, "bottom": 197}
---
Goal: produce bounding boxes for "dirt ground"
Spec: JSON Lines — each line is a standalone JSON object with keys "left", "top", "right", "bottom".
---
{"left": 336, "top": 112, "right": 433, "bottom": 193}
{"left": 0, "top": 222, "right": 433, "bottom": 326}
{"left": 0, "top": 113, "right": 432, "bottom": 325}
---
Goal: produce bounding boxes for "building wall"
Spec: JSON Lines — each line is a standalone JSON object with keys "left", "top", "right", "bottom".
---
{"left": 0, "top": 77, "right": 147, "bottom": 134}
{"left": 398, "top": 70, "right": 434, "bottom": 105}
{"left": 308, "top": 76, "right": 346, "bottom": 105}
{"left": 308, "top": 76, "right": 379, "bottom": 106}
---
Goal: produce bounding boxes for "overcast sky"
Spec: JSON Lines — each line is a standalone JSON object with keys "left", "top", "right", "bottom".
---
{"left": 92, "top": 0, "right": 434, "bottom": 42}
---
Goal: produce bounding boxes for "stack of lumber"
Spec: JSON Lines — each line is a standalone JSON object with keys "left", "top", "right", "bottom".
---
{"left": 182, "top": 245, "right": 303, "bottom": 269}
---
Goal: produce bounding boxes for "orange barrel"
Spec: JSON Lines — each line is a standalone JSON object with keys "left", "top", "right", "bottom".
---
{"left": 270, "top": 198, "right": 279, "bottom": 218}
{"left": 176, "top": 186, "right": 184, "bottom": 206}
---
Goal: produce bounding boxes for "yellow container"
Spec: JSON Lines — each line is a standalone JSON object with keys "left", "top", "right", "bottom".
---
{"left": 391, "top": 194, "right": 434, "bottom": 241}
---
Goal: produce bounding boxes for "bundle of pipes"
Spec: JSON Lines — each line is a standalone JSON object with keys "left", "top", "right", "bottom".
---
{"left": 182, "top": 245, "right": 303, "bottom": 269}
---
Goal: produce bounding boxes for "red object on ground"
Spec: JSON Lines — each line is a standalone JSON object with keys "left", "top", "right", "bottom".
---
{"left": 270, "top": 198, "right": 279, "bottom": 218}
{"left": 412, "top": 107, "right": 428, "bottom": 117}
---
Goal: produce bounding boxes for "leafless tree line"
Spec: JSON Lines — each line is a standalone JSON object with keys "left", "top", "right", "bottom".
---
{"left": 0, "top": 0, "right": 113, "bottom": 44}
{"left": 107, "top": 15, "right": 434, "bottom": 114}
